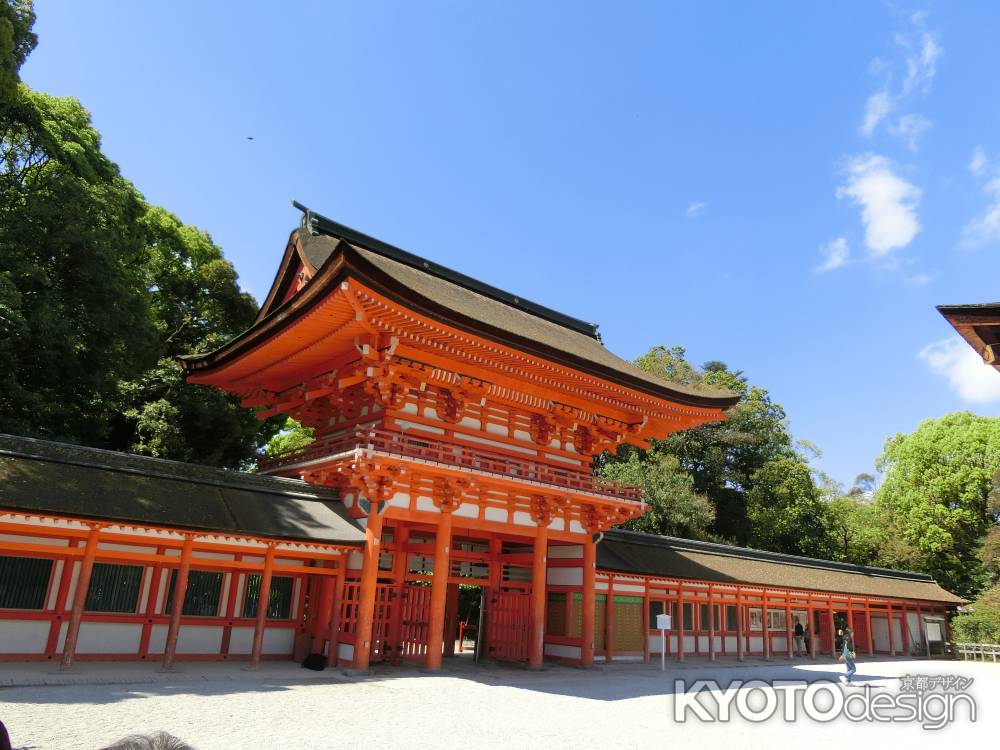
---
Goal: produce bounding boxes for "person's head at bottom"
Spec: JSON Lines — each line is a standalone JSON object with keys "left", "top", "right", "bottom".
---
{"left": 100, "top": 732, "right": 193, "bottom": 750}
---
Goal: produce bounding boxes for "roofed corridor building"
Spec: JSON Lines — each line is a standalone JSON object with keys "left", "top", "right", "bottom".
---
{"left": 0, "top": 207, "right": 960, "bottom": 670}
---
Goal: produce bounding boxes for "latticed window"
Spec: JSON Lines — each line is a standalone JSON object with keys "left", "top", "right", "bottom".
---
{"left": 242, "top": 575, "right": 294, "bottom": 620}
{"left": 0, "top": 555, "right": 53, "bottom": 610}
{"left": 165, "top": 570, "right": 223, "bottom": 617}
{"left": 84, "top": 563, "right": 143, "bottom": 613}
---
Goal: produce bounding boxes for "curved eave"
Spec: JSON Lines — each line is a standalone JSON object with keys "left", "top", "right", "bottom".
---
{"left": 181, "top": 236, "right": 739, "bottom": 412}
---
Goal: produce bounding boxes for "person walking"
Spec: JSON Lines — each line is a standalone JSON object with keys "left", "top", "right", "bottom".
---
{"left": 840, "top": 626, "right": 857, "bottom": 683}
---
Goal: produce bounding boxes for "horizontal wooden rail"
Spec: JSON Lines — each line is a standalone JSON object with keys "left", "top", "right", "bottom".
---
{"left": 259, "top": 428, "right": 643, "bottom": 503}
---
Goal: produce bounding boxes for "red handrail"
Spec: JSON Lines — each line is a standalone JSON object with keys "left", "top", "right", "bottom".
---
{"left": 259, "top": 428, "right": 643, "bottom": 503}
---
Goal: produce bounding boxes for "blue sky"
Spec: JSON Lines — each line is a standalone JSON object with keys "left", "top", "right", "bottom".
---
{"left": 21, "top": 1, "right": 1000, "bottom": 488}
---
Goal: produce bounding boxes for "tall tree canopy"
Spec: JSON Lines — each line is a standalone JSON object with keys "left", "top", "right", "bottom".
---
{"left": 875, "top": 412, "right": 1000, "bottom": 599}
{"left": 602, "top": 345, "right": 831, "bottom": 553}
{"left": 0, "top": 8, "right": 275, "bottom": 466}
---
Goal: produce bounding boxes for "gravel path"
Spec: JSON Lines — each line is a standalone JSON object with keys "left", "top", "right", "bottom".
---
{"left": 0, "top": 658, "right": 993, "bottom": 749}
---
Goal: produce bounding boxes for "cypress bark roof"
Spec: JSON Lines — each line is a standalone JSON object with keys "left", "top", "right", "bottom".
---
{"left": 181, "top": 207, "right": 739, "bottom": 412}
{"left": 0, "top": 434, "right": 365, "bottom": 546}
{"left": 598, "top": 529, "right": 963, "bottom": 604}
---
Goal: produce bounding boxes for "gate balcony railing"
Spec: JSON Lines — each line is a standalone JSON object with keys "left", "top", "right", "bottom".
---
{"left": 259, "top": 427, "right": 643, "bottom": 504}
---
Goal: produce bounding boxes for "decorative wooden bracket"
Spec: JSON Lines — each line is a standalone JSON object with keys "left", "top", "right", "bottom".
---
{"left": 432, "top": 477, "right": 474, "bottom": 513}
{"left": 529, "top": 495, "right": 555, "bottom": 527}
{"left": 529, "top": 414, "right": 554, "bottom": 446}
{"left": 348, "top": 462, "right": 402, "bottom": 503}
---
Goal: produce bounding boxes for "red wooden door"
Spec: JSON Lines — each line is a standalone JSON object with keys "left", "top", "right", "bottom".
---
{"left": 852, "top": 611, "right": 868, "bottom": 653}
{"left": 369, "top": 583, "right": 396, "bottom": 662}
{"left": 487, "top": 589, "right": 530, "bottom": 662}
{"left": 398, "top": 584, "right": 432, "bottom": 663}
{"left": 817, "top": 610, "right": 832, "bottom": 655}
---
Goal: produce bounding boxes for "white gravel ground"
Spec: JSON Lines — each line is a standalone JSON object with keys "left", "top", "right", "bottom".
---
{"left": 0, "top": 658, "right": 994, "bottom": 750}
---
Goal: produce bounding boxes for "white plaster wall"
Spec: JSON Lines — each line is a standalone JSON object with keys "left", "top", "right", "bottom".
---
{"left": 549, "top": 545, "right": 583, "bottom": 559}
{"left": 483, "top": 507, "right": 507, "bottom": 523}
{"left": 453, "top": 503, "right": 478, "bottom": 519}
{"left": 75, "top": 622, "right": 142, "bottom": 654}
{"left": 544, "top": 643, "right": 581, "bottom": 659}
{"left": 0, "top": 533, "right": 69, "bottom": 547}
{"left": 512, "top": 511, "right": 535, "bottom": 527}
{"left": 547, "top": 567, "right": 582, "bottom": 586}
{"left": 485, "top": 422, "right": 507, "bottom": 437}
{"left": 337, "top": 642, "right": 354, "bottom": 662}
{"left": 749, "top": 636, "right": 763, "bottom": 652}
{"left": 724, "top": 636, "right": 737, "bottom": 652}
{"left": 347, "top": 552, "right": 363, "bottom": 570}
{"left": 891, "top": 617, "right": 903, "bottom": 652}
{"left": 871, "top": 615, "right": 891, "bottom": 652}
{"left": 697, "top": 635, "right": 709, "bottom": 652}
{"left": 228, "top": 626, "right": 295, "bottom": 655}
{"left": 0, "top": 619, "right": 49, "bottom": 653}
{"left": 148, "top": 624, "right": 223, "bottom": 654}
{"left": 771, "top": 636, "right": 788, "bottom": 652}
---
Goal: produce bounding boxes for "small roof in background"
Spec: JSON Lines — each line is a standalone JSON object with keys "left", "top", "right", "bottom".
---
{"left": 599, "top": 529, "right": 964, "bottom": 604}
{"left": 0, "top": 434, "right": 365, "bottom": 547}
{"left": 938, "top": 302, "right": 1000, "bottom": 368}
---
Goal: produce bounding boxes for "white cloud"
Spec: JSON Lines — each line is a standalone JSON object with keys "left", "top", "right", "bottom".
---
{"left": 837, "top": 154, "right": 921, "bottom": 256}
{"left": 686, "top": 201, "right": 708, "bottom": 218}
{"left": 903, "top": 271, "right": 933, "bottom": 287}
{"left": 920, "top": 337, "right": 1000, "bottom": 404}
{"left": 815, "top": 237, "right": 850, "bottom": 272}
{"left": 969, "top": 146, "right": 988, "bottom": 176}
{"left": 960, "top": 177, "right": 1000, "bottom": 248}
{"left": 888, "top": 114, "right": 931, "bottom": 152}
{"left": 860, "top": 15, "right": 941, "bottom": 147}
{"left": 862, "top": 90, "right": 893, "bottom": 136}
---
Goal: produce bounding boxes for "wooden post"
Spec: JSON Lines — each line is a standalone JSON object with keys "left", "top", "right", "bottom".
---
{"left": 528, "top": 520, "right": 548, "bottom": 669}
{"left": 762, "top": 598, "right": 770, "bottom": 661}
{"left": 605, "top": 578, "right": 615, "bottom": 663}
{"left": 736, "top": 592, "right": 744, "bottom": 662}
{"left": 426, "top": 509, "right": 453, "bottom": 671}
{"left": 580, "top": 534, "right": 596, "bottom": 667}
{"left": 162, "top": 535, "right": 194, "bottom": 671}
{"left": 888, "top": 604, "right": 896, "bottom": 656}
{"left": 708, "top": 585, "right": 716, "bottom": 662}
{"left": 310, "top": 565, "right": 336, "bottom": 655}
{"left": 785, "top": 602, "right": 793, "bottom": 659}
{"left": 676, "top": 588, "right": 684, "bottom": 662}
{"left": 60, "top": 525, "right": 100, "bottom": 671}
{"left": 327, "top": 568, "right": 347, "bottom": 666}
{"left": 386, "top": 524, "right": 410, "bottom": 663}
{"left": 352, "top": 500, "right": 384, "bottom": 671}
{"left": 443, "top": 583, "right": 460, "bottom": 657}
{"left": 864, "top": 604, "right": 874, "bottom": 655}
{"left": 828, "top": 607, "right": 836, "bottom": 657}
{"left": 807, "top": 599, "right": 816, "bottom": 659}
{"left": 249, "top": 544, "right": 276, "bottom": 669}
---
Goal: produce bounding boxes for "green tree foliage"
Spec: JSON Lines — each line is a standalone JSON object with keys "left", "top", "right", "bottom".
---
{"left": 746, "top": 456, "right": 833, "bottom": 557}
{"left": 951, "top": 584, "right": 1000, "bottom": 643}
{"left": 0, "top": 0, "right": 34, "bottom": 101}
{"left": 264, "top": 418, "right": 315, "bottom": 459}
{"left": 0, "top": 17, "right": 275, "bottom": 466}
{"left": 602, "top": 447, "right": 715, "bottom": 538}
{"left": 630, "top": 345, "right": 814, "bottom": 548}
{"left": 875, "top": 412, "right": 1000, "bottom": 599}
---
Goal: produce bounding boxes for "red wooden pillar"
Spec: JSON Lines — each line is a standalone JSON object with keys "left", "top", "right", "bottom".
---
{"left": 888, "top": 604, "right": 896, "bottom": 656}
{"left": 828, "top": 607, "right": 836, "bottom": 657}
{"left": 443, "top": 583, "right": 460, "bottom": 657}
{"left": 311, "top": 566, "right": 336, "bottom": 654}
{"left": 676, "top": 588, "right": 684, "bottom": 662}
{"left": 864, "top": 603, "right": 874, "bottom": 655}
{"left": 528, "top": 520, "right": 548, "bottom": 669}
{"left": 162, "top": 535, "right": 194, "bottom": 671}
{"left": 580, "top": 534, "right": 596, "bottom": 667}
{"left": 761, "top": 598, "right": 770, "bottom": 661}
{"left": 708, "top": 585, "right": 716, "bottom": 661}
{"left": 604, "top": 578, "right": 615, "bottom": 663}
{"left": 249, "top": 544, "right": 276, "bottom": 669}
{"left": 352, "top": 500, "right": 385, "bottom": 671}
{"left": 736, "top": 587, "right": 744, "bottom": 662}
{"left": 46, "top": 542, "right": 77, "bottom": 659}
{"left": 807, "top": 599, "right": 815, "bottom": 658}
{"left": 386, "top": 524, "right": 410, "bottom": 663}
{"left": 327, "top": 569, "right": 347, "bottom": 666}
{"left": 426, "top": 509, "right": 454, "bottom": 671}
{"left": 60, "top": 525, "right": 101, "bottom": 670}
{"left": 785, "top": 602, "right": 793, "bottom": 659}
